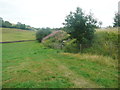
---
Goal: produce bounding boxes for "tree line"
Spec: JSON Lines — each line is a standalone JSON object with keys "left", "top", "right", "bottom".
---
{"left": 0, "top": 17, "right": 63, "bottom": 31}
{"left": 0, "top": 17, "right": 34, "bottom": 30}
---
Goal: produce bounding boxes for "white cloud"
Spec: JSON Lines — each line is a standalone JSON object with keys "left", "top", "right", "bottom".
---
{"left": 0, "top": 0, "right": 119, "bottom": 28}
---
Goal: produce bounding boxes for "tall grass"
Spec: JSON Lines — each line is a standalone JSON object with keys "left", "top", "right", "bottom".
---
{"left": 83, "top": 28, "right": 118, "bottom": 59}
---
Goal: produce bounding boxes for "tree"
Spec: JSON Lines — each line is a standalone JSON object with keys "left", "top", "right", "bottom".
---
{"left": 63, "top": 7, "right": 98, "bottom": 46}
{"left": 3, "top": 21, "right": 12, "bottom": 28}
{"left": 36, "top": 29, "right": 52, "bottom": 42}
{"left": 15, "top": 22, "right": 26, "bottom": 29}
{"left": 0, "top": 17, "right": 3, "bottom": 27}
{"left": 98, "top": 21, "right": 102, "bottom": 28}
{"left": 20, "top": 24, "right": 26, "bottom": 29}
{"left": 15, "top": 22, "right": 22, "bottom": 29}
{"left": 113, "top": 13, "right": 120, "bottom": 27}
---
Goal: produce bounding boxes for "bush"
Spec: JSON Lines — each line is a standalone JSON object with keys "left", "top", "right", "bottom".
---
{"left": 36, "top": 29, "right": 52, "bottom": 42}
{"left": 63, "top": 39, "right": 80, "bottom": 53}
{"left": 42, "top": 31, "right": 70, "bottom": 49}
{"left": 42, "top": 30, "right": 80, "bottom": 53}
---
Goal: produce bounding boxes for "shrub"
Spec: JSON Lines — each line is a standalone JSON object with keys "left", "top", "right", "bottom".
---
{"left": 42, "top": 30, "right": 80, "bottom": 53}
{"left": 36, "top": 29, "right": 52, "bottom": 42}
{"left": 42, "top": 30, "right": 70, "bottom": 49}
{"left": 63, "top": 39, "right": 80, "bottom": 53}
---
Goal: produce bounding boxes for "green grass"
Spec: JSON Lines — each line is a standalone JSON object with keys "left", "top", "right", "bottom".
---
{"left": 1, "top": 28, "right": 36, "bottom": 42}
{"left": 2, "top": 41, "right": 118, "bottom": 88}
{"left": 2, "top": 27, "right": 118, "bottom": 88}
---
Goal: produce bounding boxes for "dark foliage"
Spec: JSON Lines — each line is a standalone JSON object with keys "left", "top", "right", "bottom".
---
{"left": 113, "top": 13, "right": 120, "bottom": 27}
{"left": 63, "top": 7, "right": 99, "bottom": 46}
{"left": 36, "top": 29, "right": 52, "bottom": 42}
{"left": 0, "top": 17, "right": 32, "bottom": 30}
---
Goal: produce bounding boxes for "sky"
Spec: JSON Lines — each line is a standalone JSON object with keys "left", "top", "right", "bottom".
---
{"left": 0, "top": 0, "right": 119, "bottom": 28}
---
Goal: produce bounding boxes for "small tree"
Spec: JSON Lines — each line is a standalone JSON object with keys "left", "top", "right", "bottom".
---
{"left": 4, "top": 21, "right": 12, "bottom": 28}
{"left": 98, "top": 21, "right": 102, "bottom": 28}
{"left": 63, "top": 7, "right": 98, "bottom": 47}
{"left": 0, "top": 17, "right": 3, "bottom": 27}
{"left": 36, "top": 29, "right": 52, "bottom": 42}
{"left": 113, "top": 13, "right": 120, "bottom": 27}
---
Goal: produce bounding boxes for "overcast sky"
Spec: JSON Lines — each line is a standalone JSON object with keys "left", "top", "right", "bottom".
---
{"left": 0, "top": 0, "right": 119, "bottom": 28}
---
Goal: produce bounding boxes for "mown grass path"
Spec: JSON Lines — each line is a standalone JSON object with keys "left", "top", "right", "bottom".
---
{"left": 2, "top": 41, "right": 118, "bottom": 88}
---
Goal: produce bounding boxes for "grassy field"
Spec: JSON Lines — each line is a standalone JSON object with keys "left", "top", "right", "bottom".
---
{"left": 1, "top": 28, "right": 36, "bottom": 42}
{"left": 2, "top": 28, "right": 118, "bottom": 88}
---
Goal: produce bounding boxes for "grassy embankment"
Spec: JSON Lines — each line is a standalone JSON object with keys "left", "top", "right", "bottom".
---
{"left": 83, "top": 28, "right": 118, "bottom": 59}
{"left": 1, "top": 28, "right": 35, "bottom": 42}
{"left": 2, "top": 28, "right": 118, "bottom": 88}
